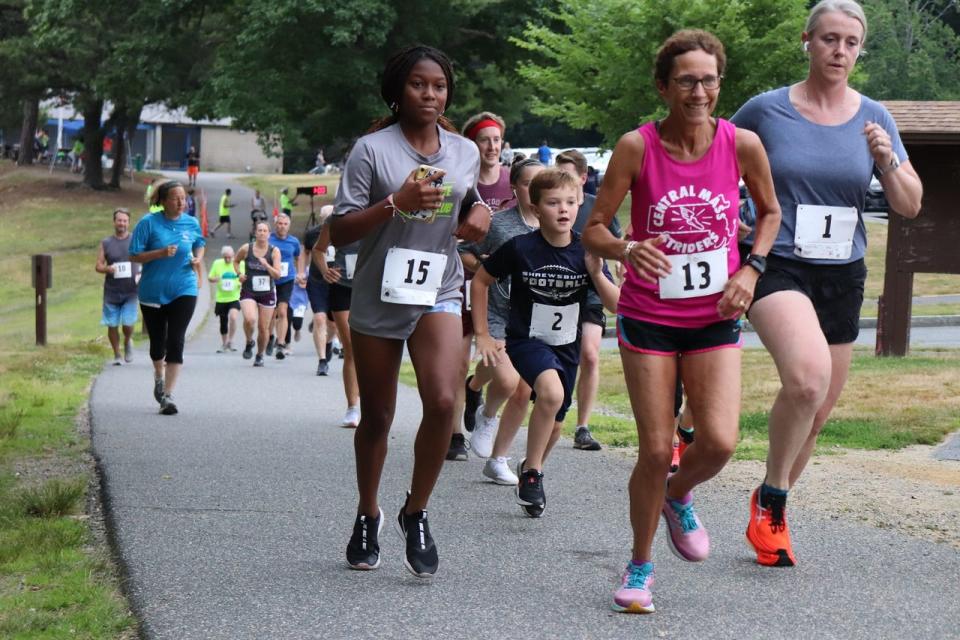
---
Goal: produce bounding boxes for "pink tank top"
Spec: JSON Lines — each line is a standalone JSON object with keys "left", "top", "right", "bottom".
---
{"left": 618, "top": 119, "right": 741, "bottom": 328}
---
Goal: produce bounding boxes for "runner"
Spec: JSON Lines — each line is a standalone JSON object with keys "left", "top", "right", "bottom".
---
{"left": 279, "top": 187, "right": 298, "bottom": 217}
{"left": 95, "top": 207, "right": 140, "bottom": 365}
{"left": 208, "top": 245, "right": 243, "bottom": 353}
{"left": 234, "top": 221, "right": 282, "bottom": 367}
{"left": 581, "top": 29, "right": 781, "bottom": 613}
{"left": 463, "top": 158, "right": 545, "bottom": 484}
{"left": 268, "top": 214, "right": 306, "bottom": 360}
{"left": 473, "top": 169, "right": 619, "bottom": 517}
{"left": 556, "top": 148, "right": 623, "bottom": 451}
{"left": 129, "top": 180, "right": 206, "bottom": 415}
{"left": 332, "top": 45, "right": 490, "bottom": 577}
{"left": 185, "top": 145, "right": 200, "bottom": 187}
{"left": 303, "top": 210, "right": 337, "bottom": 376}
{"left": 448, "top": 111, "right": 517, "bottom": 461}
{"left": 250, "top": 189, "right": 269, "bottom": 242}
{"left": 211, "top": 188, "right": 236, "bottom": 239}
{"left": 731, "top": 0, "right": 922, "bottom": 567}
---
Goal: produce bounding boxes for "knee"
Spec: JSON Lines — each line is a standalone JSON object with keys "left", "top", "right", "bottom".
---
{"left": 535, "top": 384, "right": 565, "bottom": 411}
{"left": 784, "top": 365, "right": 830, "bottom": 409}
{"left": 579, "top": 346, "right": 599, "bottom": 371}
{"left": 638, "top": 441, "right": 674, "bottom": 476}
{"left": 423, "top": 390, "right": 457, "bottom": 420}
{"left": 695, "top": 431, "right": 737, "bottom": 464}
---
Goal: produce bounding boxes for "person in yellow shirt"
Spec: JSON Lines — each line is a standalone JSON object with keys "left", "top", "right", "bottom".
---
{"left": 208, "top": 245, "right": 245, "bottom": 352}
{"left": 211, "top": 188, "right": 235, "bottom": 238}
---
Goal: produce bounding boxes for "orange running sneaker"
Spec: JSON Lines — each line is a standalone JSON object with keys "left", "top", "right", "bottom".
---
{"left": 745, "top": 487, "right": 796, "bottom": 567}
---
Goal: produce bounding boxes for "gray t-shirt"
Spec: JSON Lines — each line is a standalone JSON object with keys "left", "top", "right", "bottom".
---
{"left": 334, "top": 123, "right": 480, "bottom": 339}
{"left": 101, "top": 235, "right": 140, "bottom": 305}
{"left": 731, "top": 87, "right": 907, "bottom": 264}
{"left": 466, "top": 206, "right": 538, "bottom": 339}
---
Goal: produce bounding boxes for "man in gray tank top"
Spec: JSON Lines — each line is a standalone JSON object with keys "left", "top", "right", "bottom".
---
{"left": 95, "top": 208, "right": 141, "bottom": 364}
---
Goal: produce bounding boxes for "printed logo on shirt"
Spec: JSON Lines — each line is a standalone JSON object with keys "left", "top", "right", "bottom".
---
{"left": 435, "top": 183, "right": 455, "bottom": 217}
{"left": 521, "top": 264, "right": 589, "bottom": 302}
{"left": 646, "top": 183, "right": 735, "bottom": 254}
{"left": 181, "top": 231, "right": 192, "bottom": 242}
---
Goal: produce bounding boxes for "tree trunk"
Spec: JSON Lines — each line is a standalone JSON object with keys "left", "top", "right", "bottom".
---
{"left": 110, "top": 103, "right": 143, "bottom": 188}
{"left": 16, "top": 97, "right": 39, "bottom": 166}
{"left": 81, "top": 98, "right": 105, "bottom": 189}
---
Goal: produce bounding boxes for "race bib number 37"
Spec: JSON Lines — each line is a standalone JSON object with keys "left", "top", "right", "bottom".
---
{"left": 381, "top": 247, "right": 448, "bottom": 306}
{"left": 659, "top": 247, "right": 728, "bottom": 299}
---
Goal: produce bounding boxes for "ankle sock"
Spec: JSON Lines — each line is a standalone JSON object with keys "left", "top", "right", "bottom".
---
{"left": 759, "top": 483, "right": 788, "bottom": 509}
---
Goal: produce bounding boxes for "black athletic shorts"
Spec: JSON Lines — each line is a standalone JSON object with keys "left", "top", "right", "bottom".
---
{"left": 275, "top": 280, "right": 294, "bottom": 305}
{"left": 214, "top": 301, "right": 240, "bottom": 316}
{"left": 506, "top": 337, "right": 579, "bottom": 422}
{"left": 751, "top": 255, "right": 866, "bottom": 345}
{"left": 617, "top": 316, "right": 742, "bottom": 356}
{"left": 581, "top": 304, "right": 606, "bottom": 336}
{"left": 307, "top": 279, "right": 351, "bottom": 316}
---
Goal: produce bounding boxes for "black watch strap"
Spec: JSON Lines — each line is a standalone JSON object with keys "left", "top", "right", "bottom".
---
{"left": 745, "top": 254, "right": 767, "bottom": 275}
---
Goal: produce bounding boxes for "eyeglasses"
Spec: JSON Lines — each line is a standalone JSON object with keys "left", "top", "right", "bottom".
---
{"left": 673, "top": 75, "right": 723, "bottom": 91}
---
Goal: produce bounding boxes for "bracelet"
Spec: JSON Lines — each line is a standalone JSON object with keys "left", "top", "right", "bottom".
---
{"left": 473, "top": 200, "right": 494, "bottom": 215}
{"left": 622, "top": 240, "right": 638, "bottom": 261}
{"left": 386, "top": 193, "right": 408, "bottom": 219}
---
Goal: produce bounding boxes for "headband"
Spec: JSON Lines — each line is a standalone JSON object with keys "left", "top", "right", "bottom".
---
{"left": 466, "top": 118, "right": 503, "bottom": 141}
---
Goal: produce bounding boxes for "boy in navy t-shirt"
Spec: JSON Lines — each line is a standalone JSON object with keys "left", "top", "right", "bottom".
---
{"left": 471, "top": 169, "right": 619, "bottom": 516}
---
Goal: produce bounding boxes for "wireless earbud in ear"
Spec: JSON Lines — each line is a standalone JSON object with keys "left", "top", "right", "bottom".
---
{"left": 803, "top": 41, "right": 810, "bottom": 52}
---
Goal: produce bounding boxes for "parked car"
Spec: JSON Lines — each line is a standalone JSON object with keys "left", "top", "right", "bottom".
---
{"left": 864, "top": 175, "right": 888, "bottom": 213}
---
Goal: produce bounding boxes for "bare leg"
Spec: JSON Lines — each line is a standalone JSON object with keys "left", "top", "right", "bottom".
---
{"left": 312, "top": 312, "right": 328, "bottom": 359}
{"left": 164, "top": 363, "right": 182, "bottom": 395}
{"left": 575, "top": 322, "right": 603, "bottom": 426}
{"left": 240, "top": 300, "right": 257, "bottom": 344}
{"left": 491, "top": 380, "right": 530, "bottom": 458}
{"left": 275, "top": 302, "right": 289, "bottom": 346}
{"left": 256, "top": 305, "right": 272, "bottom": 355}
{"left": 333, "top": 310, "right": 359, "bottom": 406}
{"left": 227, "top": 308, "right": 239, "bottom": 346}
{"left": 524, "top": 370, "right": 565, "bottom": 471}
{"left": 449, "top": 334, "right": 472, "bottom": 437}
{"left": 107, "top": 326, "right": 121, "bottom": 358}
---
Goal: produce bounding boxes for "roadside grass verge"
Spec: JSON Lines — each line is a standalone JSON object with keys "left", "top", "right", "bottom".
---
{"left": 0, "top": 162, "right": 139, "bottom": 637}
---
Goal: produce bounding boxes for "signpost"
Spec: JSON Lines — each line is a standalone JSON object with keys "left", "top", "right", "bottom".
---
{"left": 32, "top": 254, "right": 52, "bottom": 346}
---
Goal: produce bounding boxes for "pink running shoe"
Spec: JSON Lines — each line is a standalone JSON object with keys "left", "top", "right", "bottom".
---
{"left": 661, "top": 493, "right": 710, "bottom": 562}
{"left": 611, "top": 561, "right": 655, "bottom": 614}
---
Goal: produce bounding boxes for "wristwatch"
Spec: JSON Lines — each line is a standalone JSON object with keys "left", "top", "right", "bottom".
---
{"left": 744, "top": 254, "right": 767, "bottom": 275}
{"left": 877, "top": 154, "right": 901, "bottom": 176}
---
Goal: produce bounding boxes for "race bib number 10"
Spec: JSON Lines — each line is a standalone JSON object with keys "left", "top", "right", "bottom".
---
{"left": 113, "top": 261, "right": 132, "bottom": 279}
{"left": 659, "top": 248, "right": 728, "bottom": 299}
{"left": 381, "top": 247, "right": 447, "bottom": 306}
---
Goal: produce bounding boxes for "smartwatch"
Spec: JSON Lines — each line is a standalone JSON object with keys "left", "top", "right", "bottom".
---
{"left": 744, "top": 254, "right": 767, "bottom": 275}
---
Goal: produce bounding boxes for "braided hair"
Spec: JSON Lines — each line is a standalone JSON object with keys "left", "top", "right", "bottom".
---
{"left": 369, "top": 45, "right": 458, "bottom": 134}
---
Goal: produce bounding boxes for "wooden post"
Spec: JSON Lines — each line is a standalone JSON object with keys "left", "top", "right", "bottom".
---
{"left": 32, "top": 254, "right": 52, "bottom": 346}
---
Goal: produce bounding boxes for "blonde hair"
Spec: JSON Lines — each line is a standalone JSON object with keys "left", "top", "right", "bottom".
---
{"left": 806, "top": 0, "right": 868, "bottom": 43}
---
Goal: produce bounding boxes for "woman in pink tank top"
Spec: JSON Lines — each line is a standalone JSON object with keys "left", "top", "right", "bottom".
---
{"left": 582, "top": 30, "right": 781, "bottom": 614}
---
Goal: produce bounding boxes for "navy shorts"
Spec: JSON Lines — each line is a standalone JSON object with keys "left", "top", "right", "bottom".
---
{"left": 307, "top": 279, "right": 351, "bottom": 316}
{"left": 751, "top": 255, "right": 866, "bottom": 345}
{"left": 617, "top": 316, "right": 742, "bottom": 356}
{"left": 506, "top": 337, "right": 579, "bottom": 422}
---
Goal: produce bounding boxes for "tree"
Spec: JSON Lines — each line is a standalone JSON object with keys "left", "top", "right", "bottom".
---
{"left": 514, "top": 0, "right": 809, "bottom": 146}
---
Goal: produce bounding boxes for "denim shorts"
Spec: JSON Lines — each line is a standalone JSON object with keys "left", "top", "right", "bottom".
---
{"left": 425, "top": 299, "right": 462, "bottom": 317}
{"left": 102, "top": 297, "right": 138, "bottom": 327}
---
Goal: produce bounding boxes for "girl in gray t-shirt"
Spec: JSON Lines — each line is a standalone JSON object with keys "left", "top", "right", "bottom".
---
{"left": 331, "top": 45, "right": 492, "bottom": 579}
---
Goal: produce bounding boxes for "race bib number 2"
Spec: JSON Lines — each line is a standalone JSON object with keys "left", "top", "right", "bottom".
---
{"left": 529, "top": 302, "right": 579, "bottom": 346}
{"left": 659, "top": 248, "right": 728, "bottom": 300}
{"left": 381, "top": 248, "right": 447, "bottom": 306}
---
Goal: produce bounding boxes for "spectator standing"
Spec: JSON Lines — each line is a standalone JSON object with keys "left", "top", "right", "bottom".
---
{"left": 186, "top": 146, "right": 200, "bottom": 187}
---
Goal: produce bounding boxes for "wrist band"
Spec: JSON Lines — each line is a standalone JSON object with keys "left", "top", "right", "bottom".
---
{"left": 474, "top": 200, "right": 494, "bottom": 214}
{"left": 622, "top": 240, "right": 638, "bottom": 261}
{"left": 386, "top": 193, "right": 408, "bottom": 219}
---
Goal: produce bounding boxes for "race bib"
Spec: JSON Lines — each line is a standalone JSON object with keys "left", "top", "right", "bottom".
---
{"left": 529, "top": 302, "right": 579, "bottom": 346}
{"left": 659, "top": 247, "right": 728, "bottom": 300}
{"left": 113, "top": 261, "right": 132, "bottom": 279}
{"left": 381, "top": 248, "right": 447, "bottom": 306}
{"left": 280, "top": 262, "right": 290, "bottom": 278}
{"left": 345, "top": 254, "right": 357, "bottom": 280}
{"left": 251, "top": 275, "right": 271, "bottom": 292}
{"left": 464, "top": 279, "right": 472, "bottom": 311}
{"left": 220, "top": 278, "right": 236, "bottom": 292}
{"left": 292, "top": 304, "right": 307, "bottom": 318}
{"left": 794, "top": 204, "right": 858, "bottom": 260}
{"left": 325, "top": 246, "right": 336, "bottom": 262}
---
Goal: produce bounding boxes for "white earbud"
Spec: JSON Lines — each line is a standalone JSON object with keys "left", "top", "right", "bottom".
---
{"left": 803, "top": 41, "right": 809, "bottom": 52}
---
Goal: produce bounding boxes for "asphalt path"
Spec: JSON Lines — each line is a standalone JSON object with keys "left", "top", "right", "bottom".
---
{"left": 91, "top": 173, "right": 960, "bottom": 639}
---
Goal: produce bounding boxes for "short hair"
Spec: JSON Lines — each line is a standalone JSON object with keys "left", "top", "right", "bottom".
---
{"left": 381, "top": 45, "right": 455, "bottom": 114}
{"left": 806, "top": 0, "right": 868, "bottom": 43}
{"left": 654, "top": 29, "right": 727, "bottom": 89}
{"left": 221, "top": 245, "right": 234, "bottom": 257}
{"left": 556, "top": 149, "right": 588, "bottom": 177}
{"left": 509, "top": 158, "right": 544, "bottom": 186}
{"left": 461, "top": 112, "right": 505, "bottom": 139}
{"left": 112, "top": 208, "right": 130, "bottom": 221}
{"left": 150, "top": 180, "right": 185, "bottom": 206}
{"left": 254, "top": 220, "right": 270, "bottom": 233}
{"left": 529, "top": 169, "right": 580, "bottom": 206}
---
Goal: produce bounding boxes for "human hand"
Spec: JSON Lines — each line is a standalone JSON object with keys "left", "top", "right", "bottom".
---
{"left": 393, "top": 168, "right": 447, "bottom": 213}
{"left": 864, "top": 121, "right": 897, "bottom": 168}
{"left": 475, "top": 334, "right": 505, "bottom": 367}
{"left": 716, "top": 267, "right": 759, "bottom": 318}
{"left": 454, "top": 203, "right": 491, "bottom": 242}
{"left": 623, "top": 235, "right": 670, "bottom": 284}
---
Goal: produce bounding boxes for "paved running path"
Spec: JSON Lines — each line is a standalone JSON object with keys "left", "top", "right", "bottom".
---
{"left": 91, "top": 175, "right": 960, "bottom": 639}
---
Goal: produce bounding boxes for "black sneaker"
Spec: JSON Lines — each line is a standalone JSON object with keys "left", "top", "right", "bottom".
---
{"left": 253, "top": 354, "right": 264, "bottom": 367}
{"left": 463, "top": 375, "right": 482, "bottom": 432}
{"left": 573, "top": 426, "right": 602, "bottom": 451}
{"left": 275, "top": 344, "right": 286, "bottom": 360}
{"left": 159, "top": 394, "right": 178, "bottom": 415}
{"left": 394, "top": 495, "right": 439, "bottom": 578}
{"left": 346, "top": 508, "right": 384, "bottom": 570}
{"left": 242, "top": 341, "right": 254, "bottom": 360}
{"left": 516, "top": 458, "right": 545, "bottom": 518}
{"left": 445, "top": 433, "right": 469, "bottom": 461}
{"left": 265, "top": 335, "right": 275, "bottom": 356}
{"left": 317, "top": 359, "right": 329, "bottom": 376}
{"left": 153, "top": 377, "right": 164, "bottom": 405}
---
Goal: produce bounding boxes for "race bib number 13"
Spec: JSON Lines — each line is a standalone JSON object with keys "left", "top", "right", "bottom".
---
{"left": 659, "top": 247, "right": 728, "bottom": 299}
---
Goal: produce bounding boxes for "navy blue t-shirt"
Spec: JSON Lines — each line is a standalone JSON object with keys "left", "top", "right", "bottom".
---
{"left": 483, "top": 231, "right": 604, "bottom": 346}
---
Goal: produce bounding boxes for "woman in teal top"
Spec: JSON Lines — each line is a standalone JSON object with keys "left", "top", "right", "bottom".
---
{"left": 129, "top": 180, "right": 205, "bottom": 416}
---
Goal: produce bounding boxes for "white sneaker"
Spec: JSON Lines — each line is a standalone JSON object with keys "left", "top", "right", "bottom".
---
{"left": 341, "top": 406, "right": 360, "bottom": 428}
{"left": 482, "top": 456, "right": 518, "bottom": 485}
{"left": 469, "top": 408, "right": 498, "bottom": 459}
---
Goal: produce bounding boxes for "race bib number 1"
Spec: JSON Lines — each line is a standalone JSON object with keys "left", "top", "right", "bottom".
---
{"left": 659, "top": 248, "right": 728, "bottom": 299}
{"left": 113, "top": 261, "right": 132, "bottom": 279}
{"left": 381, "top": 247, "right": 447, "bottom": 306}
{"left": 794, "top": 204, "right": 858, "bottom": 260}
{"left": 529, "top": 302, "right": 579, "bottom": 346}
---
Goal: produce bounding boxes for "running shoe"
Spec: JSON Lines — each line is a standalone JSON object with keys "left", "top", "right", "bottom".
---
{"left": 242, "top": 341, "right": 254, "bottom": 360}
{"left": 611, "top": 561, "right": 655, "bottom": 614}
{"left": 745, "top": 487, "right": 797, "bottom": 567}
{"left": 228, "top": 344, "right": 238, "bottom": 352}
{"left": 661, "top": 492, "right": 710, "bottom": 562}
{"left": 463, "top": 376, "right": 482, "bottom": 432}
{"left": 482, "top": 456, "right": 518, "bottom": 485}
{"left": 253, "top": 354, "right": 264, "bottom": 367}
{"left": 317, "top": 359, "right": 329, "bottom": 376}
{"left": 516, "top": 458, "right": 545, "bottom": 517}
{"left": 265, "top": 335, "right": 275, "bottom": 356}
{"left": 394, "top": 495, "right": 439, "bottom": 578}
{"left": 341, "top": 406, "right": 360, "bottom": 428}
{"left": 216, "top": 346, "right": 225, "bottom": 354}
{"left": 573, "top": 425, "right": 602, "bottom": 451}
{"left": 275, "top": 344, "right": 286, "bottom": 360}
{"left": 346, "top": 508, "right": 383, "bottom": 570}
{"left": 123, "top": 339, "right": 134, "bottom": 363}
{"left": 112, "top": 356, "right": 123, "bottom": 366}
{"left": 153, "top": 377, "right": 164, "bottom": 405}
{"left": 445, "top": 433, "right": 469, "bottom": 461}
{"left": 469, "top": 409, "right": 498, "bottom": 458}
{"left": 159, "top": 394, "right": 178, "bottom": 416}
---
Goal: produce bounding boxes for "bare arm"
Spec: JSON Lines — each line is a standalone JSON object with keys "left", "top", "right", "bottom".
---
{"left": 864, "top": 122, "right": 922, "bottom": 218}
{"left": 470, "top": 267, "right": 504, "bottom": 367}
{"left": 586, "top": 254, "right": 620, "bottom": 314}
{"left": 234, "top": 244, "right": 248, "bottom": 282}
{"left": 95, "top": 242, "right": 112, "bottom": 274}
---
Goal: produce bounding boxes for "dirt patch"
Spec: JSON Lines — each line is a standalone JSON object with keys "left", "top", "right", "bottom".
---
{"left": 0, "top": 163, "right": 150, "bottom": 211}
